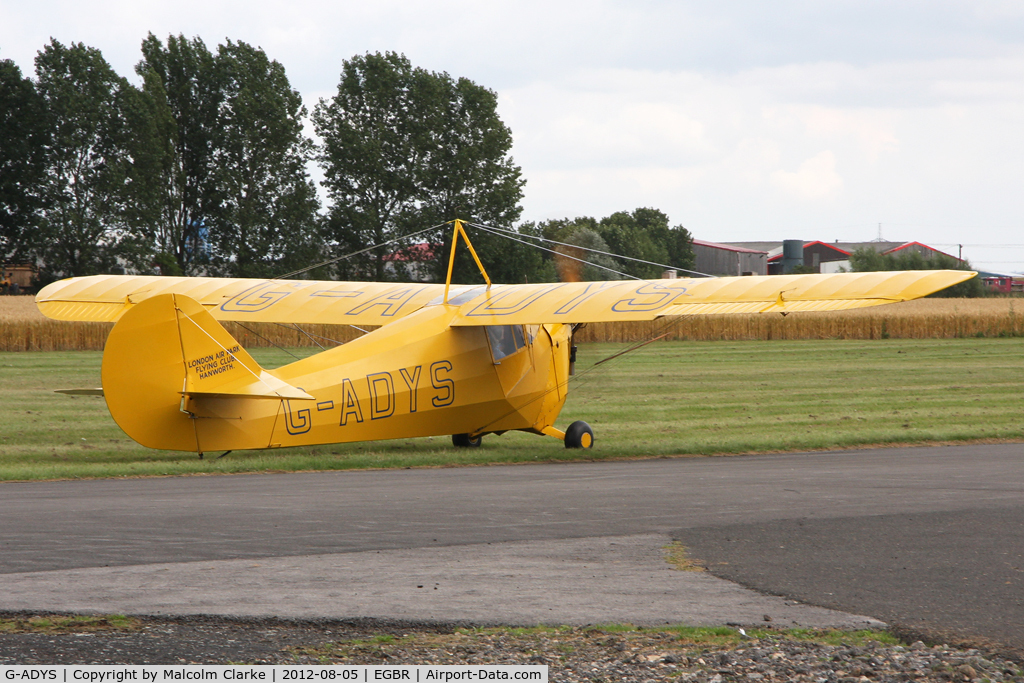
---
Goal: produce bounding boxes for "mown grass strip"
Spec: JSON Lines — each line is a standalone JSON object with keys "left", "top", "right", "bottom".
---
{"left": 1, "top": 338, "right": 1022, "bottom": 481}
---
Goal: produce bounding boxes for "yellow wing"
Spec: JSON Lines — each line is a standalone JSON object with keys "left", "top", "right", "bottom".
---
{"left": 37, "top": 270, "right": 975, "bottom": 326}
{"left": 448, "top": 270, "right": 976, "bottom": 325}
{"left": 35, "top": 275, "right": 449, "bottom": 326}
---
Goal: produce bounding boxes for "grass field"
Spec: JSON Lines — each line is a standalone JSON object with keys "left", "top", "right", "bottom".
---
{"left": 2, "top": 337, "right": 1022, "bottom": 481}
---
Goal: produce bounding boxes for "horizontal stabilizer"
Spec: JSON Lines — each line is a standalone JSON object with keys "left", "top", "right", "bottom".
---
{"left": 56, "top": 388, "right": 104, "bottom": 396}
{"left": 183, "top": 386, "right": 313, "bottom": 400}
{"left": 102, "top": 292, "right": 312, "bottom": 452}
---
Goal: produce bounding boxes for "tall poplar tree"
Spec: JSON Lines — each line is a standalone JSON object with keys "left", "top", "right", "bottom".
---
{"left": 0, "top": 58, "right": 48, "bottom": 264}
{"left": 137, "top": 35, "right": 321, "bottom": 277}
{"left": 313, "top": 52, "right": 524, "bottom": 281}
{"left": 136, "top": 34, "right": 223, "bottom": 275}
{"left": 207, "top": 40, "right": 320, "bottom": 277}
{"left": 33, "top": 40, "right": 141, "bottom": 279}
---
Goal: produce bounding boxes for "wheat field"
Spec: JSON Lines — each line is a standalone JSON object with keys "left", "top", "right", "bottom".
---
{"left": 0, "top": 296, "right": 371, "bottom": 351}
{"left": 577, "top": 298, "right": 1024, "bottom": 342}
{"left": 0, "top": 296, "right": 45, "bottom": 322}
{"left": 2, "top": 295, "right": 1022, "bottom": 351}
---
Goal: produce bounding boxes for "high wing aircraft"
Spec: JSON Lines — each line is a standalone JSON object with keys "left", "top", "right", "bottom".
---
{"left": 35, "top": 221, "right": 975, "bottom": 457}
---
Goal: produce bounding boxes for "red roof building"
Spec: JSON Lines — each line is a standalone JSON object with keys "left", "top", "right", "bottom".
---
{"left": 725, "top": 241, "right": 962, "bottom": 274}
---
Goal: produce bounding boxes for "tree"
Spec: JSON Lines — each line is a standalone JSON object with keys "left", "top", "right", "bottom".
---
{"left": 313, "top": 52, "right": 524, "bottom": 282}
{"left": 136, "top": 34, "right": 224, "bottom": 275}
{"left": 0, "top": 58, "right": 48, "bottom": 264}
{"left": 540, "top": 208, "right": 695, "bottom": 280}
{"left": 554, "top": 228, "right": 623, "bottom": 281}
{"left": 420, "top": 76, "right": 524, "bottom": 228}
{"left": 594, "top": 208, "right": 694, "bottom": 279}
{"left": 456, "top": 221, "right": 557, "bottom": 285}
{"left": 136, "top": 35, "right": 323, "bottom": 277}
{"left": 206, "top": 40, "right": 320, "bottom": 278}
{"left": 849, "top": 247, "right": 982, "bottom": 297}
{"left": 125, "top": 66, "right": 182, "bottom": 274}
{"left": 33, "top": 40, "right": 143, "bottom": 280}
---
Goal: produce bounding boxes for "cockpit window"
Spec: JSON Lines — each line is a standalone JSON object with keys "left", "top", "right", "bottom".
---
{"left": 512, "top": 324, "right": 525, "bottom": 348}
{"left": 487, "top": 325, "right": 527, "bottom": 362}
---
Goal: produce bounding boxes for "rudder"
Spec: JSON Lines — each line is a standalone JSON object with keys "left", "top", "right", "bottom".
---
{"left": 101, "top": 293, "right": 311, "bottom": 453}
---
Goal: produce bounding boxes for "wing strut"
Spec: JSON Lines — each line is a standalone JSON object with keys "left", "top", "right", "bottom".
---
{"left": 443, "top": 219, "right": 492, "bottom": 304}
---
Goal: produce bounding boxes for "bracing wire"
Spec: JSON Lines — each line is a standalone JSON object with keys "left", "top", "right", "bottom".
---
{"left": 466, "top": 220, "right": 717, "bottom": 279}
{"left": 254, "top": 223, "right": 453, "bottom": 358}
{"left": 275, "top": 221, "right": 452, "bottom": 280}
{"left": 280, "top": 323, "right": 327, "bottom": 350}
{"left": 227, "top": 322, "right": 304, "bottom": 361}
{"left": 276, "top": 324, "right": 350, "bottom": 348}
{"left": 468, "top": 222, "right": 641, "bottom": 281}
{"left": 467, "top": 218, "right": 707, "bottom": 378}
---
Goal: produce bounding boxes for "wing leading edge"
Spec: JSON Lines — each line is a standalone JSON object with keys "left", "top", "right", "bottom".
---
{"left": 36, "top": 270, "right": 975, "bottom": 327}
{"left": 36, "top": 275, "right": 449, "bottom": 326}
{"left": 447, "top": 270, "right": 976, "bottom": 325}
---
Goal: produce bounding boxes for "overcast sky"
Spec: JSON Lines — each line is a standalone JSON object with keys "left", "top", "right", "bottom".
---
{"left": 4, "top": 0, "right": 1024, "bottom": 271}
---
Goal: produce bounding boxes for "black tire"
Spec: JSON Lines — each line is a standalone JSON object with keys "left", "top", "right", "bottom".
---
{"left": 564, "top": 421, "right": 594, "bottom": 449}
{"left": 452, "top": 433, "right": 482, "bottom": 448}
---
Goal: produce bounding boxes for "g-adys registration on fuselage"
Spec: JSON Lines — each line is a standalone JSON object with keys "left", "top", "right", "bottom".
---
{"left": 35, "top": 220, "right": 975, "bottom": 457}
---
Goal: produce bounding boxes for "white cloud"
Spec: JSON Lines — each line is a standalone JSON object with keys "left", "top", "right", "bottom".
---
{"left": 497, "top": 56, "right": 1024, "bottom": 258}
{"left": 4, "top": 0, "right": 1024, "bottom": 269}
{"left": 769, "top": 150, "right": 843, "bottom": 200}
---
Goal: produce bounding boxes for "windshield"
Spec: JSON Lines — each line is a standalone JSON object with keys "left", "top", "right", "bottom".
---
{"left": 486, "top": 325, "right": 526, "bottom": 362}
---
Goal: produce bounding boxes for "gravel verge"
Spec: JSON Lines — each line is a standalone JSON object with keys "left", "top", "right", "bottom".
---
{"left": 0, "top": 613, "right": 1021, "bottom": 682}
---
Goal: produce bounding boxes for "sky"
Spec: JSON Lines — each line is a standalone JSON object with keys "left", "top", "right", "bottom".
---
{"left": 3, "top": 0, "right": 1024, "bottom": 272}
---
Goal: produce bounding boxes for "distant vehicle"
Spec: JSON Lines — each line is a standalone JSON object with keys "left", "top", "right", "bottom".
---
{"left": 2, "top": 264, "right": 35, "bottom": 295}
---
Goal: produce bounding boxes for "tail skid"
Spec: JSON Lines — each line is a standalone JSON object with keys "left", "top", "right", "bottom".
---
{"left": 102, "top": 293, "right": 310, "bottom": 453}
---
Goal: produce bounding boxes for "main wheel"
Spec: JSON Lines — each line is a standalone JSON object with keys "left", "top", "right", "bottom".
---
{"left": 564, "top": 421, "right": 594, "bottom": 449}
{"left": 452, "top": 433, "right": 482, "bottom": 448}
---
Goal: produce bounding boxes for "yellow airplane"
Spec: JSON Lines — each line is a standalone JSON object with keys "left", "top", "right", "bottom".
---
{"left": 36, "top": 221, "right": 974, "bottom": 457}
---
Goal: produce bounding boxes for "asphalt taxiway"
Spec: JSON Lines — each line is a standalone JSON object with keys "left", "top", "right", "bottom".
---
{"left": 0, "top": 443, "right": 1020, "bottom": 646}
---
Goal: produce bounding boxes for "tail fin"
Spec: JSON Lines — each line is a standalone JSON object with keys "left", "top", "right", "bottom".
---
{"left": 101, "top": 293, "right": 311, "bottom": 453}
